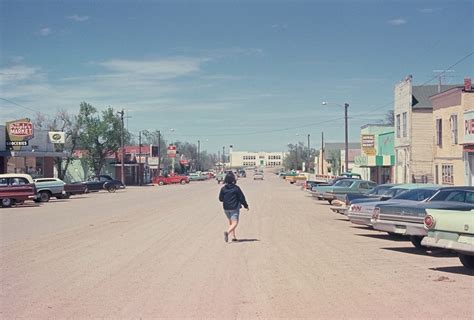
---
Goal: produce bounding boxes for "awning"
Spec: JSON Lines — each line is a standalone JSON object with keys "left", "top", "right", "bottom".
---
{"left": 463, "top": 145, "right": 474, "bottom": 152}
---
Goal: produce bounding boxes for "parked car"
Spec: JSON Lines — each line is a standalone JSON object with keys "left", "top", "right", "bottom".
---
{"left": 285, "top": 173, "right": 307, "bottom": 184}
{"left": 188, "top": 172, "right": 209, "bottom": 181}
{"left": 34, "top": 178, "right": 66, "bottom": 202}
{"left": 153, "top": 173, "right": 189, "bottom": 186}
{"left": 0, "top": 173, "right": 36, "bottom": 208}
{"left": 329, "top": 184, "right": 397, "bottom": 214}
{"left": 216, "top": 172, "right": 225, "bottom": 184}
{"left": 421, "top": 208, "right": 474, "bottom": 269}
{"left": 82, "top": 175, "right": 125, "bottom": 192}
{"left": 254, "top": 172, "right": 264, "bottom": 180}
{"left": 371, "top": 186, "right": 474, "bottom": 248}
{"left": 63, "top": 182, "right": 88, "bottom": 198}
{"left": 347, "top": 185, "right": 440, "bottom": 227}
{"left": 319, "top": 179, "right": 378, "bottom": 204}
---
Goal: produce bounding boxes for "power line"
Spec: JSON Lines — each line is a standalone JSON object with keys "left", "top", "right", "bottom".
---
{"left": 0, "top": 97, "right": 37, "bottom": 113}
{"left": 351, "top": 51, "right": 474, "bottom": 118}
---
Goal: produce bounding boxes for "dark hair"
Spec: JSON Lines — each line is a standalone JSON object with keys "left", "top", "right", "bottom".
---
{"left": 224, "top": 172, "right": 236, "bottom": 184}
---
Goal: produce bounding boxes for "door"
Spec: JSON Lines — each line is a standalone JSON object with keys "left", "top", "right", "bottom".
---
{"left": 470, "top": 153, "right": 474, "bottom": 186}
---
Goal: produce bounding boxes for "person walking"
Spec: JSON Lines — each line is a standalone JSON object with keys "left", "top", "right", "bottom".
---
{"left": 219, "top": 172, "right": 249, "bottom": 242}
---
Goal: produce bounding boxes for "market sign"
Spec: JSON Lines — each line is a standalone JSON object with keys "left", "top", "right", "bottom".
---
{"left": 361, "top": 134, "right": 376, "bottom": 156}
{"left": 167, "top": 145, "right": 177, "bottom": 158}
{"left": 6, "top": 118, "right": 34, "bottom": 150}
{"left": 464, "top": 110, "right": 474, "bottom": 144}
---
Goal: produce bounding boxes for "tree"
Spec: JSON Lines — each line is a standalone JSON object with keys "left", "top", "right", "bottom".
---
{"left": 77, "top": 102, "right": 123, "bottom": 176}
{"left": 34, "top": 110, "right": 81, "bottom": 180}
{"left": 384, "top": 110, "right": 394, "bottom": 126}
{"left": 283, "top": 142, "right": 318, "bottom": 171}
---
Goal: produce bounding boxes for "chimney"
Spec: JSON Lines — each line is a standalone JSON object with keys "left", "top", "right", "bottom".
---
{"left": 465, "top": 78, "right": 472, "bottom": 92}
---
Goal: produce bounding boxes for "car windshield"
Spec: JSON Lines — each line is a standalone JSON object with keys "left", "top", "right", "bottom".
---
{"left": 392, "top": 188, "right": 437, "bottom": 201}
{"left": 429, "top": 190, "right": 474, "bottom": 204}
{"left": 366, "top": 186, "right": 392, "bottom": 195}
{"left": 382, "top": 188, "right": 407, "bottom": 197}
{"left": 333, "top": 180, "right": 354, "bottom": 188}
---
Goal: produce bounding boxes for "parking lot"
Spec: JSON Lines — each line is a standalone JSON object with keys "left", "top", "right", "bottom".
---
{"left": 0, "top": 172, "right": 472, "bottom": 319}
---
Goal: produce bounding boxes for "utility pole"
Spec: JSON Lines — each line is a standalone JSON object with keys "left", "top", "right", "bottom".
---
{"left": 307, "top": 134, "right": 310, "bottom": 172}
{"left": 138, "top": 131, "right": 142, "bottom": 186}
{"left": 118, "top": 109, "right": 125, "bottom": 185}
{"left": 222, "top": 146, "right": 225, "bottom": 170}
{"left": 321, "top": 131, "right": 324, "bottom": 175}
{"left": 344, "top": 103, "right": 349, "bottom": 173}
{"left": 197, "top": 140, "right": 200, "bottom": 171}
{"left": 157, "top": 130, "right": 161, "bottom": 176}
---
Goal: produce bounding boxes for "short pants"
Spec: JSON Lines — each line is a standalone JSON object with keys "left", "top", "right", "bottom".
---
{"left": 224, "top": 209, "right": 240, "bottom": 221}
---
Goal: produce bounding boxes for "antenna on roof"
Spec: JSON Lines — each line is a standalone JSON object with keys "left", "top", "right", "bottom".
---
{"left": 433, "top": 69, "right": 455, "bottom": 93}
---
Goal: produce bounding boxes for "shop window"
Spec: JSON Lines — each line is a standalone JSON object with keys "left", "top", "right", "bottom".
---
{"left": 450, "top": 114, "right": 458, "bottom": 145}
{"left": 436, "top": 119, "right": 442, "bottom": 146}
{"left": 396, "top": 114, "right": 401, "bottom": 138}
{"left": 441, "top": 164, "right": 453, "bottom": 184}
{"left": 402, "top": 112, "right": 407, "bottom": 137}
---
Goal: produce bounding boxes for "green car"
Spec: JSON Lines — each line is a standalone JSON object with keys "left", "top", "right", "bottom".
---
{"left": 422, "top": 208, "right": 474, "bottom": 269}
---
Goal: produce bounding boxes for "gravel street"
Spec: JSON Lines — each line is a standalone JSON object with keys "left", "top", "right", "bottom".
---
{"left": 1, "top": 172, "right": 473, "bottom": 319}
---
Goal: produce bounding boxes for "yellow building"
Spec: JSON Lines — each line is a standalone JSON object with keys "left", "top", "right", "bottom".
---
{"left": 430, "top": 83, "right": 474, "bottom": 185}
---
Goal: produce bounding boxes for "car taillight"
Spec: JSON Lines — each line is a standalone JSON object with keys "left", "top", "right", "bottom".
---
{"left": 424, "top": 215, "right": 435, "bottom": 229}
{"left": 372, "top": 208, "right": 380, "bottom": 221}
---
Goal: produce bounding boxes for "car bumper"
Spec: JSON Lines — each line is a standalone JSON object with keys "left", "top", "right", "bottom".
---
{"left": 372, "top": 221, "right": 426, "bottom": 236}
{"left": 347, "top": 212, "right": 373, "bottom": 226}
{"left": 421, "top": 233, "right": 474, "bottom": 255}
{"left": 330, "top": 205, "right": 347, "bottom": 215}
{"left": 322, "top": 193, "right": 336, "bottom": 201}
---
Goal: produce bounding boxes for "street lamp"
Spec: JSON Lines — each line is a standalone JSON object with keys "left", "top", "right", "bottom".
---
{"left": 322, "top": 101, "right": 349, "bottom": 173}
{"left": 117, "top": 109, "right": 125, "bottom": 185}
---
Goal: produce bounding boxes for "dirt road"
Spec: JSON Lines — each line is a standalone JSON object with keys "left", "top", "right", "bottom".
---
{"left": 1, "top": 172, "right": 472, "bottom": 319}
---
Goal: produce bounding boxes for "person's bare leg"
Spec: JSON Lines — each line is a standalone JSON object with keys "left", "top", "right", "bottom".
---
{"left": 227, "top": 219, "right": 239, "bottom": 236}
{"left": 228, "top": 219, "right": 237, "bottom": 240}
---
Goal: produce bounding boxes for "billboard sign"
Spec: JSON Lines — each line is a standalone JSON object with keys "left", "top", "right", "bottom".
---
{"left": 464, "top": 110, "right": 474, "bottom": 144}
{"left": 167, "top": 145, "right": 177, "bottom": 158}
{"left": 48, "top": 131, "right": 66, "bottom": 144}
{"left": 6, "top": 118, "right": 34, "bottom": 150}
{"left": 361, "top": 134, "right": 376, "bottom": 156}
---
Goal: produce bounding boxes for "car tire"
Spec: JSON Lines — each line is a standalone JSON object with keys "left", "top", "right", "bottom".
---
{"left": 1, "top": 198, "right": 13, "bottom": 208}
{"left": 107, "top": 185, "right": 117, "bottom": 193}
{"left": 409, "top": 236, "right": 425, "bottom": 249}
{"left": 180, "top": 180, "right": 186, "bottom": 185}
{"left": 459, "top": 254, "right": 474, "bottom": 269}
{"left": 327, "top": 200, "right": 333, "bottom": 205}
{"left": 62, "top": 192, "right": 71, "bottom": 199}
{"left": 158, "top": 181, "right": 164, "bottom": 186}
{"left": 39, "top": 191, "right": 50, "bottom": 202}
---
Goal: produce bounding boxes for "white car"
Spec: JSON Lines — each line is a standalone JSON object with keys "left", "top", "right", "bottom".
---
{"left": 253, "top": 173, "right": 264, "bottom": 180}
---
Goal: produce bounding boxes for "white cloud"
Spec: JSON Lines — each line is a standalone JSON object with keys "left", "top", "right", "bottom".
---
{"left": 38, "top": 27, "right": 51, "bottom": 36}
{"left": 0, "top": 65, "right": 43, "bottom": 85}
{"left": 388, "top": 19, "right": 407, "bottom": 26}
{"left": 419, "top": 8, "right": 441, "bottom": 14}
{"left": 98, "top": 57, "right": 207, "bottom": 78}
{"left": 67, "top": 14, "right": 90, "bottom": 22}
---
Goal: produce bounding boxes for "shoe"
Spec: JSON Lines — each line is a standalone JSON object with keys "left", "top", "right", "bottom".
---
{"left": 232, "top": 238, "right": 238, "bottom": 242}
{"left": 224, "top": 232, "right": 229, "bottom": 242}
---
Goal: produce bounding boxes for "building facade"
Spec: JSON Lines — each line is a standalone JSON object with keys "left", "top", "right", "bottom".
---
{"left": 354, "top": 124, "right": 395, "bottom": 183}
{"left": 394, "top": 75, "right": 457, "bottom": 183}
{"left": 463, "top": 109, "right": 474, "bottom": 185}
{"left": 229, "top": 150, "right": 285, "bottom": 168}
{"left": 0, "top": 123, "right": 65, "bottom": 177}
{"left": 430, "top": 85, "right": 474, "bottom": 185}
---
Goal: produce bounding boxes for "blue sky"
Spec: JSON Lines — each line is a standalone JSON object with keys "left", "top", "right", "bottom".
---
{"left": 1, "top": 0, "right": 473, "bottom": 153}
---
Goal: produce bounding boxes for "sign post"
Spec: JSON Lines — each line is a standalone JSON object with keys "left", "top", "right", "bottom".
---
{"left": 167, "top": 145, "right": 177, "bottom": 173}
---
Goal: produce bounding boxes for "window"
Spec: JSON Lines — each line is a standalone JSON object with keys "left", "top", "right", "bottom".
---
{"left": 450, "top": 114, "right": 458, "bottom": 144}
{"left": 436, "top": 118, "right": 442, "bottom": 146}
{"left": 441, "top": 164, "right": 454, "bottom": 184}
{"left": 396, "top": 114, "right": 401, "bottom": 138}
{"left": 402, "top": 112, "right": 407, "bottom": 137}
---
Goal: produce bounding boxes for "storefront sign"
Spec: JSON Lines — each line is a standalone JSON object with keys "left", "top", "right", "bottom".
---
{"left": 179, "top": 159, "right": 189, "bottom": 165}
{"left": 48, "top": 131, "right": 66, "bottom": 144}
{"left": 464, "top": 110, "right": 474, "bottom": 144}
{"left": 6, "top": 118, "right": 34, "bottom": 150}
{"left": 167, "top": 145, "right": 177, "bottom": 158}
{"left": 361, "top": 134, "right": 376, "bottom": 155}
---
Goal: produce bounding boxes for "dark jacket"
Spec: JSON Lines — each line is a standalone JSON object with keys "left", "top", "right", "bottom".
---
{"left": 219, "top": 184, "right": 249, "bottom": 210}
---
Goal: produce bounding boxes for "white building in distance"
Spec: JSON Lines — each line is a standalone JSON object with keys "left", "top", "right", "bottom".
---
{"left": 229, "top": 149, "right": 285, "bottom": 168}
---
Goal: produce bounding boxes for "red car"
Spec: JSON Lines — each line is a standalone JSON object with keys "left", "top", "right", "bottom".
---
{"left": 0, "top": 174, "right": 37, "bottom": 207}
{"left": 153, "top": 173, "right": 189, "bottom": 186}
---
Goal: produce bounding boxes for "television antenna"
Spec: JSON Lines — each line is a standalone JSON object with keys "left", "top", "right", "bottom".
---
{"left": 433, "top": 69, "right": 455, "bottom": 92}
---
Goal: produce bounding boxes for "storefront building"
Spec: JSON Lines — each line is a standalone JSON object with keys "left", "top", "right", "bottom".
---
{"left": 430, "top": 81, "right": 473, "bottom": 186}
{"left": 463, "top": 109, "right": 474, "bottom": 186}
{"left": 0, "top": 121, "right": 65, "bottom": 177}
{"left": 354, "top": 124, "right": 395, "bottom": 184}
